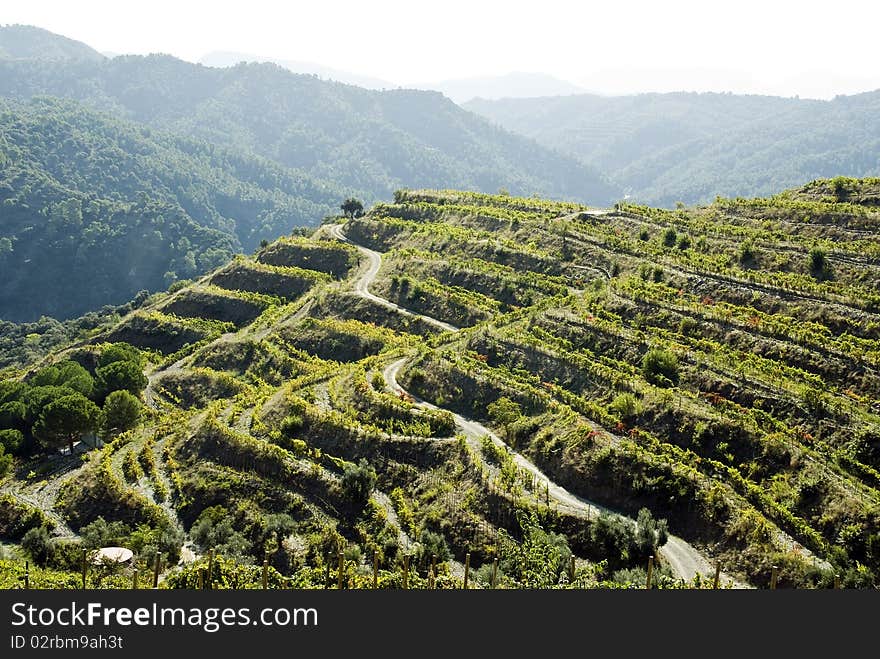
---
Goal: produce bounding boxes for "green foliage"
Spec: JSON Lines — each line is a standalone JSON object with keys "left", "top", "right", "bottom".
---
{"left": 21, "top": 526, "right": 52, "bottom": 565}
{"left": 641, "top": 348, "right": 680, "bottom": 387}
{"left": 0, "top": 428, "right": 23, "bottom": 454}
{"left": 340, "top": 198, "right": 365, "bottom": 220}
{"left": 635, "top": 507, "right": 669, "bottom": 558}
{"left": 0, "top": 443, "right": 11, "bottom": 477}
{"left": 95, "top": 360, "right": 147, "bottom": 398}
{"left": 609, "top": 392, "right": 643, "bottom": 420}
{"left": 487, "top": 396, "right": 522, "bottom": 437}
{"left": 414, "top": 529, "right": 451, "bottom": 565}
{"left": 100, "top": 390, "right": 142, "bottom": 437}
{"left": 264, "top": 513, "right": 296, "bottom": 551}
{"left": 499, "top": 511, "right": 571, "bottom": 588}
{"left": 191, "top": 506, "right": 252, "bottom": 558}
{"left": 30, "top": 361, "right": 94, "bottom": 396}
{"left": 99, "top": 343, "right": 144, "bottom": 368}
{"left": 32, "top": 393, "right": 100, "bottom": 453}
{"left": 340, "top": 459, "right": 377, "bottom": 511}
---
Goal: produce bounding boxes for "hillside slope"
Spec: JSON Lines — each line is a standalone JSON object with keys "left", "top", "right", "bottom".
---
{"left": 466, "top": 91, "right": 880, "bottom": 205}
{"left": 0, "top": 24, "right": 104, "bottom": 61}
{"left": 2, "top": 180, "right": 878, "bottom": 589}
{"left": 0, "top": 97, "right": 342, "bottom": 322}
{"left": 0, "top": 49, "right": 618, "bottom": 205}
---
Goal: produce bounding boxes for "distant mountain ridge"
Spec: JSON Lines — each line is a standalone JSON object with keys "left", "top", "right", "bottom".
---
{"left": 0, "top": 52, "right": 617, "bottom": 206}
{"left": 466, "top": 90, "right": 880, "bottom": 206}
{"left": 412, "top": 71, "right": 587, "bottom": 103}
{"left": 0, "top": 24, "right": 104, "bottom": 61}
{"left": 0, "top": 26, "right": 617, "bottom": 323}
{"left": 198, "top": 50, "right": 396, "bottom": 90}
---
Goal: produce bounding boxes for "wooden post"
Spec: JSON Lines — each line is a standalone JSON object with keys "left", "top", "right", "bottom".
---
{"left": 24, "top": 561, "right": 29, "bottom": 590}
{"left": 131, "top": 568, "right": 138, "bottom": 590}
{"left": 646, "top": 555, "right": 654, "bottom": 589}
{"left": 569, "top": 555, "right": 576, "bottom": 583}
{"left": 834, "top": 574, "right": 841, "bottom": 589}
{"left": 491, "top": 558, "right": 498, "bottom": 589}
{"left": 262, "top": 559, "right": 269, "bottom": 589}
{"left": 713, "top": 563, "right": 721, "bottom": 590}
{"left": 403, "top": 555, "right": 409, "bottom": 589}
{"left": 337, "top": 550, "right": 344, "bottom": 589}
{"left": 545, "top": 483, "right": 550, "bottom": 506}
{"left": 206, "top": 550, "right": 214, "bottom": 590}
{"left": 463, "top": 552, "right": 470, "bottom": 589}
{"left": 152, "top": 553, "right": 161, "bottom": 589}
{"left": 324, "top": 552, "right": 331, "bottom": 589}
{"left": 430, "top": 554, "right": 437, "bottom": 589}
{"left": 770, "top": 565, "right": 778, "bottom": 589}
{"left": 373, "top": 550, "right": 379, "bottom": 589}
{"left": 81, "top": 550, "right": 88, "bottom": 589}
{"left": 197, "top": 569, "right": 204, "bottom": 590}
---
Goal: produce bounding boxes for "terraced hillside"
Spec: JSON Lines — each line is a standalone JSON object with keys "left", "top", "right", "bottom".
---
{"left": 2, "top": 179, "right": 880, "bottom": 589}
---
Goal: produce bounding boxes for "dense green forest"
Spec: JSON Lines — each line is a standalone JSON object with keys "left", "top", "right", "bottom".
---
{"left": 0, "top": 26, "right": 616, "bottom": 325}
{"left": 0, "top": 97, "right": 342, "bottom": 322}
{"left": 2, "top": 179, "right": 879, "bottom": 589}
{"left": 466, "top": 91, "right": 880, "bottom": 206}
{"left": 0, "top": 54, "right": 615, "bottom": 204}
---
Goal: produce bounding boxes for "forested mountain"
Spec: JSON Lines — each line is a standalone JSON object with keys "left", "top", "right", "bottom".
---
{"left": 466, "top": 91, "right": 880, "bottom": 206}
{"left": 0, "top": 97, "right": 342, "bottom": 321}
{"left": 0, "top": 28, "right": 617, "bottom": 323}
{"left": 0, "top": 25, "right": 104, "bottom": 62}
{"left": 0, "top": 51, "right": 617, "bottom": 204}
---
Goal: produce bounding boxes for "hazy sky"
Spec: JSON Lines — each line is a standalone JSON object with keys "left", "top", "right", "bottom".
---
{"left": 5, "top": 0, "right": 880, "bottom": 98}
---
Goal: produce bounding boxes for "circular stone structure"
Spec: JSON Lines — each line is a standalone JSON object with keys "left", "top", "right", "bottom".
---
{"left": 91, "top": 547, "right": 134, "bottom": 565}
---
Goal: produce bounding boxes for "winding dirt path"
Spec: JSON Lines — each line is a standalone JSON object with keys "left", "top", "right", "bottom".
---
{"left": 327, "top": 224, "right": 459, "bottom": 332}
{"left": 328, "top": 219, "right": 745, "bottom": 586}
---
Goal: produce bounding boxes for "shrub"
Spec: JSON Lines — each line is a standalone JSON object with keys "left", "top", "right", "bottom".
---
{"left": 0, "top": 428, "right": 23, "bottom": 454}
{"left": 609, "top": 393, "right": 643, "bottom": 420}
{"left": 21, "top": 526, "right": 53, "bottom": 566}
{"left": 641, "top": 348, "right": 680, "bottom": 387}
{"left": 662, "top": 227, "right": 677, "bottom": 247}
{"left": 341, "top": 459, "right": 377, "bottom": 510}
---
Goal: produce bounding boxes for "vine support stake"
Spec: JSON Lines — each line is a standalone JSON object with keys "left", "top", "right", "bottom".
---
{"left": 770, "top": 565, "right": 778, "bottom": 590}
{"left": 262, "top": 558, "right": 269, "bottom": 589}
{"left": 834, "top": 574, "right": 841, "bottom": 589}
{"left": 491, "top": 558, "right": 498, "bottom": 589}
{"left": 713, "top": 563, "right": 720, "bottom": 590}
{"left": 337, "top": 550, "right": 344, "bottom": 589}
{"left": 373, "top": 550, "right": 379, "bottom": 589}
{"left": 207, "top": 550, "right": 214, "bottom": 590}
{"left": 569, "top": 555, "right": 575, "bottom": 584}
{"left": 131, "top": 568, "right": 138, "bottom": 590}
{"left": 324, "top": 552, "right": 331, "bottom": 589}
{"left": 646, "top": 555, "right": 654, "bottom": 590}
{"left": 81, "top": 550, "right": 88, "bottom": 589}
{"left": 464, "top": 552, "right": 470, "bottom": 589}
{"left": 403, "top": 555, "right": 409, "bottom": 590}
{"left": 197, "top": 569, "right": 204, "bottom": 590}
{"left": 152, "top": 553, "right": 161, "bottom": 589}
{"left": 24, "top": 561, "right": 29, "bottom": 590}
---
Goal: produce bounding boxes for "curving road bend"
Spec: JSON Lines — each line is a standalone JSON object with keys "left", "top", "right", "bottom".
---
{"left": 330, "top": 219, "right": 746, "bottom": 587}
{"left": 327, "top": 224, "right": 459, "bottom": 332}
